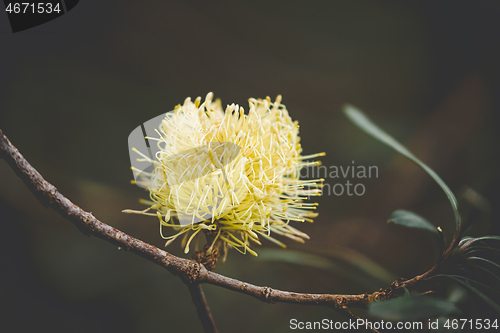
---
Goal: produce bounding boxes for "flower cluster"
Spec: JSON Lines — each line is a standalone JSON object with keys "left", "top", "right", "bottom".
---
{"left": 127, "top": 93, "right": 323, "bottom": 256}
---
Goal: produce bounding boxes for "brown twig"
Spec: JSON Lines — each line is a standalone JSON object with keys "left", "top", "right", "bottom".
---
{"left": 187, "top": 283, "right": 219, "bottom": 333}
{"left": 0, "top": 129, "right": 443, "bottom": 326}
{"left": 337, "top": 306, "right": 380, "bottom": 333}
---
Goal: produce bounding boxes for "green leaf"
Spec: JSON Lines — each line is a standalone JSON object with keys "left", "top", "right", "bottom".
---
{"left": 388, "top": 210, "right": 438, "bottom": 234}
{"left": 437, "top": 275, "right": 500, "bottom": 314}
{"left": 467, "top": 256, "right": 500, "bottom": 271}
{"left": 459, "top": 236, "right": 474, "bottom": 247}
{"left": 464, "top": 245, "right": 500, "bottom": 256}
{"left": 460, "top": 236, "right": 500, "bottom": 249}
{"left": 368, "top": 295, "right": 460, "bottom": 321}
{"left": 343, "top": 104, "right": 460, "bottom": 231}
{"left": 258, "top": 248, "right": 394, "bottom": 289}
{"left": 258, "top": 249, "right": 334, "bottom": 270}
{"left": 444, "top": 275, "right": 500, "bottom": 296}
{"left": 458, "top": 235, "right": 500, "bottom": 251}
{"left": 471, "top": 264, "right": 500, "bottom": 284}
{"left": 327, "top": 247, "right": 395, "bottom": 283}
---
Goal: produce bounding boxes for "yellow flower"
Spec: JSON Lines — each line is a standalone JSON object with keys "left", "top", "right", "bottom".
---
{"left": 125, "top": 93, "right": 324, "bottom": 257}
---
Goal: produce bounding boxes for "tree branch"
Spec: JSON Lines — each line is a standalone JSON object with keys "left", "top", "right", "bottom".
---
{"left": 187, "top": 283, "right": 219, "bottom": 333}
{"left": 0, "top": 129, "right": 420, "bottom": 316}
{"left": 199, "top": 270, "right": 381, "bottom": 308}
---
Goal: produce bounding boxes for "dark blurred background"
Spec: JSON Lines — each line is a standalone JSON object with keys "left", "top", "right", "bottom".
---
{"left": 1, "top": 1, "right": 499, "bottom": 332}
